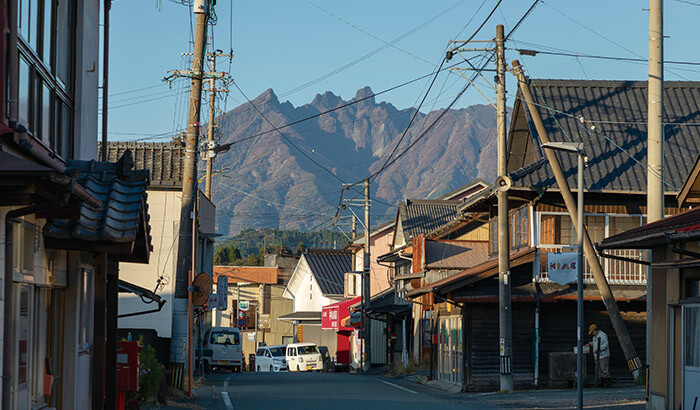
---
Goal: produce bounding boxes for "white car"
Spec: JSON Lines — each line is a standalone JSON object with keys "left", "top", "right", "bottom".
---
{"left": 255, "top": 345, "right": 288, "bottom": 372}
{"left": 200, "top": 327, "right": 243, "bottom": 372}
{"left": 286, "top": 343, "right": 323, "bottom": 372}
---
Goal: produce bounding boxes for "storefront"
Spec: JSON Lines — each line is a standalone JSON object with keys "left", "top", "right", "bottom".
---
{"left": 322, "top": 297, "right": 360, "bottom": 366}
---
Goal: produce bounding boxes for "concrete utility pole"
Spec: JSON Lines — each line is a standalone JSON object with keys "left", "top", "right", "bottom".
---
{"left": 363, "top": 178, "right": 371, "bottom": 371}
{"left": 646, "top": 0, "right": 664, "bottom": 400}
{"left": 170, "top": 2, "right": 208, "bottom": 382}
{"left": 647, "top": 0, "right": 664, "bottom": 223}
{"left": 204, "top": 51, "right": 233, "bottom": 199}
{"left": 512, "top": 60, "right": 643, "bottom": 379}
{"left": 495, "top": 25, "right": 513, "bottom": 392}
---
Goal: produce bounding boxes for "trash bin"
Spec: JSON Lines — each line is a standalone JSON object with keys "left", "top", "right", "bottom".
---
{"left": 249, "top": 353, "right": 256, "bottom": 372}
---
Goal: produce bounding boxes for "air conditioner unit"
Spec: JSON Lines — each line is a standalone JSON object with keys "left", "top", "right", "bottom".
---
{"left": 344, "top": 272, "right": 361, "bottom": 298}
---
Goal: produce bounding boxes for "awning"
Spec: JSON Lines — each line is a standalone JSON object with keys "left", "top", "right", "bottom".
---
{"left": 278, "top": 311, "right": 322, "bottom": 324}
{"left": 322, "top": 296, "right": 360, "bottom": 331}
{"left": 406, "top": 247, "right": 537, "bottom": 298}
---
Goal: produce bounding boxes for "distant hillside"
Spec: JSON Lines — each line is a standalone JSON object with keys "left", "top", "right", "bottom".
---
{"left": 209, "top": 86, "right": 499, "bottom": 235}
{"left": 214, "top": 228, "right": 349, "bottom": 266}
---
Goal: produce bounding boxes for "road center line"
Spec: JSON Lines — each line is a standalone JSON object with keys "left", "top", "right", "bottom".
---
{"left": 378, "top": 379, "right": 419, "bottom": 395}
{"left": 221, "top": 391, "right": 234, "bottom": 409}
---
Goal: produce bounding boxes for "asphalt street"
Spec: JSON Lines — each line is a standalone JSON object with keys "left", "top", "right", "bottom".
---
{"left": 197, "top": 371, "right": 483, "bottom": 410}
{"left": 147, "top": 371, "right": 646, "bottom": 410}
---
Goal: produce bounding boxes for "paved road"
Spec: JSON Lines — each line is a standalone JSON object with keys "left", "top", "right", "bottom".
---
{"left": 198, "top": 371, "right": 483, "bottom": 410}
{"left": 147, "top": 371, "right": 646, "bottom": 410}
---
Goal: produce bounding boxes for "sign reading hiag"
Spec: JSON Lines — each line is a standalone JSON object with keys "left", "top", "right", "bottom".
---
{"left": 547, "top": 252, "right": 578, "bottom": 285}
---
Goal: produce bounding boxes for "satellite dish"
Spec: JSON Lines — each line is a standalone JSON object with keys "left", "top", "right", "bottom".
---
{"left": 495, "top": 175, "right": 512, "bottom": 192}
{"left": 192, "top": 273, "right": 211, "bottom": 307}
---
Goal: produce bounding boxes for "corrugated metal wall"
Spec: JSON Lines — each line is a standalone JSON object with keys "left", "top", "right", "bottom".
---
{"left": 371, "top": 319, "right": 387, "bottom": 365}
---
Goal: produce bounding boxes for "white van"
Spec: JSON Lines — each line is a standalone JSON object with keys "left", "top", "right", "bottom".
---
{"left": 255, "top": 345, "right": 288, "bottom": 372}
{"left": 286, "top": 343, "right": 323, "bottom": 372}
{"left": 201, "top": 327, "right": 242, "bottom": 372}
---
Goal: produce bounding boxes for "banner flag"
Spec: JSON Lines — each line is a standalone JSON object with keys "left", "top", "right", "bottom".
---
{"left": 547, "top": 252, "right": 578, "bottom": 285}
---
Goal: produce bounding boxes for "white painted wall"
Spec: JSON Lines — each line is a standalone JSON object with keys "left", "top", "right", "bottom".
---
{"left": 283, "top": 256, "right": 336, "bottom": 312}
{"left": 118, "top": 190, "right": 180, "bottom": 337}
{"left": 74, "top": 0, "right": 100, "bottom": 161}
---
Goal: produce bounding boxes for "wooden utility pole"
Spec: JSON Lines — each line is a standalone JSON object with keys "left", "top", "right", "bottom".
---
{"left": 363, "top": 178, "right": 371, "bottom": 371}
{"left": 170, "top": 2, "right": 208, "bottom": 382}
{"left": 495, "top": 24, "right": 513, "bottom": 391}
{"left": 512, "top": 60, "right": 643, "bottom": 378}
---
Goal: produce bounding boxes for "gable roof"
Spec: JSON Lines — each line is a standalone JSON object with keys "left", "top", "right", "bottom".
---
{"left": 303, "top": 249, "right": 352, "bottom": 296}
{"left": 508, "top": 80, "right": 700, "bottom": 194}
{"left": 399, "top": 199, "right": 461, "bottom": 240}
{"left": 99, "top": 140, "right": 185, "bottom": 189}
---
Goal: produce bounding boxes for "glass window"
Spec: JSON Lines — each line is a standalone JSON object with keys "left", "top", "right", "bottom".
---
{"left": 685, "top": 306, "right": 700, "bottom": 367}
{"left": 17, "top": 285, "right": 30, "bottom": 385}
{"left": 511, "top": 206, "right": 529, "bottom": 249}
{"left": 540, "top": 214, "right": 573, "bottom": 245}
{"left": 609, "top": 216, "right": 641, "bottom": 237}
{"left": 19, "top": 57, "right": 31, "bottom": 127}
{"left": 584, "top": 215, "right": 605, "bottom": 244}
{"left": 78, "top": 269, "right": 93, "bottom": 351}
{"left": 60, "top": 100, "right": 71, "bottom": 158}
{"left": 297, "top": 345, "right": 319, "bottom": 355}
{"left": 42, "top": 0, "right": 52, "bottom": 65}
{"left": 210, "top": 332, "right": 240, "bottom": 345}
{"left": 55, "top": 0, "right": 74, "bottom": 91}
{"left": 269, "top": 347, "right": 285, "bottom": 357}
{"left": 41, "top": 83, "right": 51, "bottom": 143}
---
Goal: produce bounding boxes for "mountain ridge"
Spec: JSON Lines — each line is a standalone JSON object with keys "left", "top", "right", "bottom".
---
{"left": 210, "top": 87, "right": 499, "bottom": 236}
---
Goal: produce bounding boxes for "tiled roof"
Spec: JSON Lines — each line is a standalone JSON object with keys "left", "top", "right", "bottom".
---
{"left": 99, "top": 140, "right": 185, "bottom": 188}
{"left": 400, "top": 199, "right": 461, "bottom": 239}
{"left": 213, "top": 266, "right": 279, "bottom": 284}
{"left": 425, "top": 240, "right": 490, "bottom": 269}
{"left": 510, "top": 80, "right": 700, "bottom": 193}
{"left": 43, "top": 151, "right": 152, "bottom": 262}
{"left": 303, "top": 249, "right": 352, "bottom": 296}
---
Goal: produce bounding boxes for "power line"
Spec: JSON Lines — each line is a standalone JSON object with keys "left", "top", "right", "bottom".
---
{"left": 515, "top": 48, "right": 700, "bottom": 67}
{"left": 277, "top": 0, "right": 468, "bottom": 99}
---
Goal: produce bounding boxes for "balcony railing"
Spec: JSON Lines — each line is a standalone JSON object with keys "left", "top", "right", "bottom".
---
{"left": 536, "top": 246, "right": 648, "bottom": 285}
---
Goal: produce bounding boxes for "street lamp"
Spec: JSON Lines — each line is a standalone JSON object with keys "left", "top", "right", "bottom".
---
{"left": 541, "top": 141, "right": 585, "bottom": 410}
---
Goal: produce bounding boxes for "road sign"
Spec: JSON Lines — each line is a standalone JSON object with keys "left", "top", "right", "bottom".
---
{"left": 239, "top": 301, "right": 249, "bottom": 311}
{"left": 238, "top": 310, "right": 246, "bottom": 320}
{"left": 238, "top": 318, "right": 246, "bottom": 327}
{"left": 247, "top": 332, "right": 255, "bottom": 341}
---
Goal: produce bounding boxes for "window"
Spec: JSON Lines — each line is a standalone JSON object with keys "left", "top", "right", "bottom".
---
{"left": 15, "top": 0, "right": 75, "bottom": 157}
{"left": 78, "top": 269, "right": 93, "bottom": 351}
{"left": 297, "top": 345, "right": 319, "bottom": 355}
{"left": 511, "top": 206, "right": 529, "bottom": 249}
{"left": 210, "top": 332, "right": 240, "bottom": 345}
{"left": 584, "top": 215, "right": 605, "bottom": 244}
{"left": 540, "top": 214, "right": 573, "bottom": 245}
{"left": 609, "top": 216, "right": 641, "bottom": 236}
{"left": 17, "top": 285, "right": 30, "bottom": 385}
{"left": 13, "top": 220, "right": 36, "bottom": 274}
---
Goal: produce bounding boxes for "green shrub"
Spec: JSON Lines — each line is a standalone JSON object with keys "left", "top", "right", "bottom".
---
{"left": 138, "top": 344, "right": 163, "bottom": 401}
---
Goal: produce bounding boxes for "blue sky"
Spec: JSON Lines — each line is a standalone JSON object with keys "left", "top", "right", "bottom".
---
{"left": 103, "top": 0, "right": 700, "bottom": 141}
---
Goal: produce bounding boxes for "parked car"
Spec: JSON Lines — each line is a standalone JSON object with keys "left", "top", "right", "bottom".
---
{"left": 200, "top": 327, "right": 242, "bottom": 372}
{"left": 285, "top": 343, "right": 323, "bottom": 372}
{"left": 255, "top": 345, "right": 288, "bottom": 372}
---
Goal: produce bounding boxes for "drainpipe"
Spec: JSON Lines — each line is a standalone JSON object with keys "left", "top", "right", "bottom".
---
{"left": 3, "top": 203, "right": 57, "bottom": 410}
{"left": 534, "top": 293, "right": 540, "bottom": 387}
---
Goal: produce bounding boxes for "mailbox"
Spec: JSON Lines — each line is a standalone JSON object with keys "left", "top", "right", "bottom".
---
{"left": 116, "top": 341, "right": 142, "bottom": 392}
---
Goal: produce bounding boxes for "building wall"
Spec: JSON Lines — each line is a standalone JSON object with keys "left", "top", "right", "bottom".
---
{"left": 118, "top": 190, "right": 180, "bottom": 338}
{"left": 353, "top": 227, "right": 394, "bottom": 296}
{"left": 284, "top": 257, "right": 336, "bottom": 312}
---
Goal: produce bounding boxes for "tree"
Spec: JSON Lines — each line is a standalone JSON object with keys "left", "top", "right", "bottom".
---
{"left": 295, "top": 241, "right": 305, "bottom": 256}
{"left": 213, "top": 246, "right": 241, "bottom": 266}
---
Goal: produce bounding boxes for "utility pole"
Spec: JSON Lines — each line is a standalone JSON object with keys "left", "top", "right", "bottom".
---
{"left": 512, "top": 60, "right": 643, "bottom": 380}
{"left": 495, "top": 24, "right": 513, "bottom": 392}
{"left": 647, "top": 0, "right": 664, "bottom": 223}
{"left": 646, "top": 0, "right": 664, "bottom": 400}
{"left": 204, "top": 51, "right": 233, "bottom": 199}
{"left": 169, "top": 2, "right": 208, "bottom": 386}
{"left": 363, "top": 178, "right": 371, "bottom": 371}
